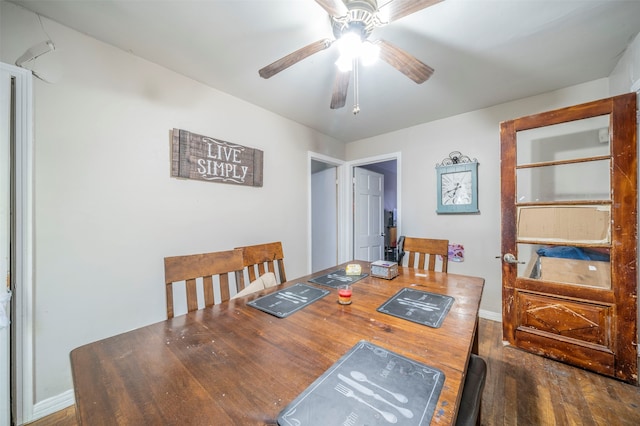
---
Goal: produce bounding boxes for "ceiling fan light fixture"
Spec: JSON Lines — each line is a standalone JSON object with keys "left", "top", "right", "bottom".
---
{"left": 335, "top": 54, "right": 353, "bottom": 72}
{"left": 260, "top": 0, "right": 438, "bottom": 109}
{"left": 360, "top": 40, "right": 380, "bottom": 66}
{"left": 336, "top": 31, "right": 362, "bottom": 58}
{"left": 335, "top": 30, "right": 361, "bottom": 71}
{"left": 335, "top": 30, "right": 378, "bottom": 70}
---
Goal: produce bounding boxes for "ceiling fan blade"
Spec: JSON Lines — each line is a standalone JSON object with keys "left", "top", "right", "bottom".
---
{"left": 330, "top": 70, "right": 350, "bottom": 109}
{"left": 314, "top": 0, "right": 348, "bottom": 17}
{"left": 377, "top": 0, "right": 443, "bottom": 23}
{"left": 376, "top": 39, "right": 434, "bottom": 84}
{"left": 259, "top": 39, "right": 333, "bottom": 79}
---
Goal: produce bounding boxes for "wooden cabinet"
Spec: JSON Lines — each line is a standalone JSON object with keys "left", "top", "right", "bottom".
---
{"left": 500, "top": 93, "right": 637, "bottom": 384}
{"left": 387, "top": 226, "right": 397, "bottom": 247}
{"left": 385, "top": 226, "right": 397, "bottom": 261}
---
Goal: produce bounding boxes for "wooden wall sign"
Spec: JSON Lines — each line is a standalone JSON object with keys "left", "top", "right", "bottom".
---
{"left": 171, "top": 129, "right": 263, "bottom": 187}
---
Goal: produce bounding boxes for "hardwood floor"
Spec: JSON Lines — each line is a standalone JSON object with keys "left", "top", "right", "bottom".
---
{"left": 23, "top": 405, "right": 75, "bottom": 426}
{"left": 25, "top": 319, "right": 640, "bottom": 425}
{"left": 479, "top": 319, "right": 640, "bottom": 425}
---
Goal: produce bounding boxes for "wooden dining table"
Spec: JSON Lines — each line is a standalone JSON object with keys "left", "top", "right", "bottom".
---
{"left": 70, "top": 261, "right": 484, "bottom": 425}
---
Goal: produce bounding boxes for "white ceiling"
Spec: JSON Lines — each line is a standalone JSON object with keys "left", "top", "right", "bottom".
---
{"left": 10, "top": 0, "right": 640, "bottom": 142}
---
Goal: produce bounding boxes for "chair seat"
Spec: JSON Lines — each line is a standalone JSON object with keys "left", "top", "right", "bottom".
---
{"left": 455, "top": 354, "right": 487, "bottom": 426}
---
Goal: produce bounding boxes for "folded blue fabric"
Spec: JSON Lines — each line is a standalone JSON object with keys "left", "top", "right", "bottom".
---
{"left": 536, "top": 246, "right": 609, "bottom": 262}
{"left": 537, "top": 246, "right": 589, "bottom": 260}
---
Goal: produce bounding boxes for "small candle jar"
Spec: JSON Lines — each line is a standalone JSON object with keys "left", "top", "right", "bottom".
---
{"left": 337, "top": 284, "right": 352, "bottom": 305}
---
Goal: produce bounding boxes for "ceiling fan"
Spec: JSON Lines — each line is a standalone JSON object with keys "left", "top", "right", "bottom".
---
{"left": 258, "top": 0, "right": 441, "bottom": 112}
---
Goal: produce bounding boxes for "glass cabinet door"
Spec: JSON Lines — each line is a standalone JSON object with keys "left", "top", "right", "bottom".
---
{"left": 514, "top": 115, "right": 611, "bottom": 289}
{"left": 500, "top": 93, "right": 637, "bottom": 384}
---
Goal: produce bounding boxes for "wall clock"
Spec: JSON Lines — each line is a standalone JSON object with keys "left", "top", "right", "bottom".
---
{"left": 436, "top": 151, "right": 479, "bottom": 214}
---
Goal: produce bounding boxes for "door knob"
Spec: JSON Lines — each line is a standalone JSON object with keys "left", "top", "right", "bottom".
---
{"left": 503, "top": 253, "right": 525, "bottom": 264}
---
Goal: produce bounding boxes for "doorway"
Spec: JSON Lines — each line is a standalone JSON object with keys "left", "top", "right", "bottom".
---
{"left": 309, "top": 152, "right": 400, "bottom": 271}
{"left": 1, "top": 60, "right": 14, "bottom": 426}
{"left": 347, "top": 154, "right": 400, "bottom": 263}
{"left": 309, "top": 153, "right": 344, "bottom": 273}
{"left": 311, "top": 159, "right": 338, "bottom": 272}
{"left": 1, "top": 62, "right": 34, "bottom": 425}
{"left": 353, "top": 167, "right": 384, "bottom": 261}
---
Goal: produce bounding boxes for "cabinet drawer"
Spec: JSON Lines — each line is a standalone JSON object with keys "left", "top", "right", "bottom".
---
{"left": 516, "top": 291, "right": 612, "bottom": 347}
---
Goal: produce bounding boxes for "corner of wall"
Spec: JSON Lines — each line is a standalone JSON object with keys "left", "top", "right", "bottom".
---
{"left": 479, "top": 309, "right": 502, "bottom": 322}
{"left": 609, "top": 31, "right": 640, "bottom": 95}
{"left": 31, "top": 389, "right": 75, "bottom": 423}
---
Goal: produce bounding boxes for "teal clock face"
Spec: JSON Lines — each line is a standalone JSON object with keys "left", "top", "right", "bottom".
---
{"left": 441, "top": 171, "right": 472, "bottom": 205}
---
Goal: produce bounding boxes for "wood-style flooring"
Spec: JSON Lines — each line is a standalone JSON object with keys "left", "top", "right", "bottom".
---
{"left": 479, "top": 319, "right": 640, "bottom": 425}
{"left": 25, "top": 318, "right": 640, "bottom": 425}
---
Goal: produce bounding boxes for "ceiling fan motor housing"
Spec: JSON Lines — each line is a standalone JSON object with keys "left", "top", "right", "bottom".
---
{"left": 332, "top": 0, "right": 380, "bottom": 41}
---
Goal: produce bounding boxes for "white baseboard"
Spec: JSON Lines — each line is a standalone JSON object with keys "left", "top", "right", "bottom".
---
{"left": 479, "top": 309, "right": 502, "bottom": 322}
{"left": 28, "top": 389, "right": 75, "bottom": 424}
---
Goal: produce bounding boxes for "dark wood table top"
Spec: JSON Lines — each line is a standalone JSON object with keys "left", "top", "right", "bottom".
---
{"left": 70, "top": 261, "right": 484, "bottom": 425}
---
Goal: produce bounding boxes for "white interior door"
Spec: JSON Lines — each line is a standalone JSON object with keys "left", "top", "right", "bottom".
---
{"left": 311, "top": 166, "right": 337, "bottom": 272}
{"left": 0, "top": 64, "right": 13, "bottom": 426}
{"left": 353, "top": 167, "right": 384, "bottom": 261}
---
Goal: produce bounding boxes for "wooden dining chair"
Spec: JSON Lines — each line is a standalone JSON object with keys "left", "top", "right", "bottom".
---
{"left": 235, "top": 241, "right": 287, "bottom": 284}
{"left": 400, "top": 236, "right": 450, "bottom": 272}
{"left": 164, "top": 249, "right": 245, "bottom": 319}
{"left": 455, "top": 354, "right": 487, "bottom": 426}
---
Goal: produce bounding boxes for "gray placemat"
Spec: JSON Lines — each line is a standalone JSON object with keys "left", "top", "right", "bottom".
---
{"left": 278, "top": 340, "right": 445, "bottom": 426}
{"left": 377, "top": 288, "right": 454, "bottom": 328}
{"left": 309, "top": 269, "right": 369, "bottom": 288}
{"left": 247, "top": 283, "right": 329, "bottom": 318}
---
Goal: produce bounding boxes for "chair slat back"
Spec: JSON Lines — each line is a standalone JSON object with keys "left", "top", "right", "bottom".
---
{"left": 164, "top": 249, "right": 245, "bottom": 319}
{"left": 235, "top": 242, "right": 287, "bottom": 284}
{"left": 401, "top": 237, "right": 449, "bottom": 272}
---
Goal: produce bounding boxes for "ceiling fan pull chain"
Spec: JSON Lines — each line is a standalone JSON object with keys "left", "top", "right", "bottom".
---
{"left": 353, "top": 58, "right": 360, "bottom": 115}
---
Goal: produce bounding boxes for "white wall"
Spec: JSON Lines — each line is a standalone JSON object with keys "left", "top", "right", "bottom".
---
{"left": 1, "top": 1, "right": 344, "bottom": 411}
{"left": 610, "top": 31, "right": 640, "bottom": 94}
{"left": 345, "top": 79, "right": 611, "bottom": 317}
{"left": 311, "top": 167, "right": 338, "bottom": 272}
